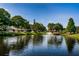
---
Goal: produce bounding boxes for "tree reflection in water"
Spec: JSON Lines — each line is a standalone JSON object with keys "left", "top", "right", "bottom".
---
{"left": 76, "top": 39, "right": 79, "bottom": 44}
{"left": 0, "top": 36, "right": 9, "bottom": 56}
{"left": 10, "top": 35, "right": 31, "bottom": 50}
{"left": 0, "top": 34, "right": 79, "bottom": 56}
{"left": 65, "top": 37, "right": 75, "bottom": 55}
{"left": 48, "top": 35, "right": 63, "bottom": 47}
{"left": 32, "top": 35, "right": 43, "bottom": 46}
{"left": 0, "top": 35, "right": 31, "bottom": 54}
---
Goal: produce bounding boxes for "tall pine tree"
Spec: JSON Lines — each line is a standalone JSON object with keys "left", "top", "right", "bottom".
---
{"left": 67, "top": 18, "right": 76, "bottom": 33}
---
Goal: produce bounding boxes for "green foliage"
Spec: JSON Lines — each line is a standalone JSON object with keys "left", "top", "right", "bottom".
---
{"left": 0, "top": 8, "right": 10, "bottom": 18}
{"left": 67, "top": 18, "right": 76, "bottom": 33}
{"left": 0, "top": 8, "right": 11, "bottom": 31}
{"left": 32, "top": 22, "right": 46, "bottom": 32}
{"left": 11, "top": 15, "right": 31, "bottom": 31}
{"left": 47, "top": 23, "right": 55, "bottom": 31}
{"left": 0, "top": 8, "right": 32, "bottom": 32}
{"left": 48, "top": 23, "right": 63, "bottom": 32}
{"left": 54, "top": 23, "right": 63, "bottom": 32}
{"left": 11, "top": 16, "right": 25, "bottom": 28}
{"left": 0, "top": 8, "right": 78, "bottom": 35}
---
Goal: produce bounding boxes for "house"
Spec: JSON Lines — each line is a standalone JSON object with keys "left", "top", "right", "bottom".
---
{"left": 7, "top": 26, "right": 29, "bottom": 33}
{"left": 7, "top": 26, "right": 18, "bottom": 32}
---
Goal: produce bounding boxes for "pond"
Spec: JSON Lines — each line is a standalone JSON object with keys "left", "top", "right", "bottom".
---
{"left": 0, "top": 34, "right": 79, "bottom": 56}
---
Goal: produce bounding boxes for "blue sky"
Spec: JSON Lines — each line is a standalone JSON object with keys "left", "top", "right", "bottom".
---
{"left": 0, "top": 3, "right": 79, "bottom": 28}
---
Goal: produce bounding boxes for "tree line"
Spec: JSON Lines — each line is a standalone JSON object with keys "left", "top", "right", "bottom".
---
{"left": 48, "top": 18, "right": 77, "bottom": 34}
{"left": 0, "top": 8, "right": 46, "bottom": 32}
{"left": 0, "top": 8, "right": 78, "bottom": 33}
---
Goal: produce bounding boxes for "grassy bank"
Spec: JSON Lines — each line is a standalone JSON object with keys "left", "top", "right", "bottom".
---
{"left": 63, "top": 34, "right": 79, "bottom": 40}
{"left": 0, "top": 32, "right": 46, "bottom": 36}
{"left": 26, "top": 32, "right": 46, "bottom": 35}
{"left": 0, "top": 32, "right": 26, "bottom": 36}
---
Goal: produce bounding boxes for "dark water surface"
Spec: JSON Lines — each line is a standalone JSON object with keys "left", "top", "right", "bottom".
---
{"left": 0, "top": 34, "right": 79, "bottom": 56}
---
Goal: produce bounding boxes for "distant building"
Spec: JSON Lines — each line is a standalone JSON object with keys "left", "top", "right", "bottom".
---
{"left": 6, "top": 26, "right": 27, "bottom": 32}
{"left": 7, "top": 26, "right": 18, "bottom": 32}
{"left": 33, "top": 19, "right": 36, "bottom": 24}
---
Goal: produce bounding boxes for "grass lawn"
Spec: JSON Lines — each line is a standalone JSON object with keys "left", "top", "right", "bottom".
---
{"left": 27, "top": 32, "right": 46, "bottom": 35}
{"left": 69, "top": 34, "right": 79, "bottom": 39}
{"left": 63, "top": 34, "right": 79, "bottom": 40}
{"left": 0, "top": 32, "right": 26, "bottom": 36}
{"left": 0, "top": 32, "right": 46, "bottom": 36}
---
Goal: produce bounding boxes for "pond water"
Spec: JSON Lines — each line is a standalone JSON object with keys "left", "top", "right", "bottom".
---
{"left": 0, "top": 34, "right": 79, "bottom": 56}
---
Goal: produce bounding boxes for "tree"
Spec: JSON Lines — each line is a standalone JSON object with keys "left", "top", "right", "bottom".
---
{"left": 11, "top": 16, "right": 29, "bottom": 28}
{"left": 53, "top": 23, "right": 63, "bottom": 32}
{"left": 32, "top": 22, "right": 46, "bottom": 32}
{"left": 0, "top": 8, "right": 11, "bottom": 31}
{"left": 66, "top": 18, "right": 76, "bottom": 33}
{"left": 23, "top": 21, "right": 31, "bottom": 32}
{"left": 47, "top": 23, "right": 63, "bottom": 32}
{"left": 11, "top": 16, "right": 24, "bottom": 28}
{"left": 11, "top": 15, "right": 31, "bottom": 31}
{"left": 47, "top": 23, "right": 55, "bottom": 32}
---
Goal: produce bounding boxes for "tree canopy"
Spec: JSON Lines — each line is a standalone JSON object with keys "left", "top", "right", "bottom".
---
{"left": 53, "top": 23, "right": 63, "bottom": 32}
{"left": 32, "top": 22, "right": 46, "bottom": 32}
{"left": 0, "top": 8, "right": 11, "bottom": 31}
{"left": 47, "top": 23, "right": 55, "bottom": 32}
{"left": 66, "top": 18, "right": 76, "bottom": 33}
{"left": 11, "top": 15, "right": 31, "bottom": 29}
{"left": 0, "top": 8, "right": 78, "bottom": 33}
{"left": 48, "top": 23, "right": 63, "bottom": 32}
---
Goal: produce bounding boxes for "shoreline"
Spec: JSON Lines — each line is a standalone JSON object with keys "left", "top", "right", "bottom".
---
{"left": 0, "top": 32, "right": 79, "bottom": 40}
{"left": 62, "top": 34, "right": 79, "bottom": 40}
{"left": 0, "top": 32, "right": 46, "bottom": 36}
